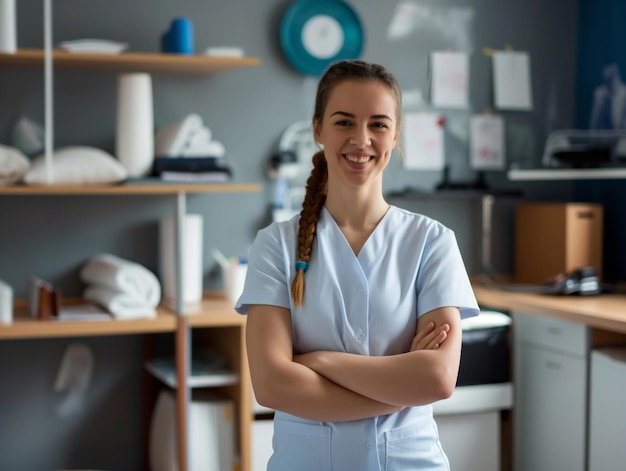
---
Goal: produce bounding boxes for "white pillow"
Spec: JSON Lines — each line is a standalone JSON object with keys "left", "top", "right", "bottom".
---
{"left": 0, "top": 144, "right": 30, "bottom": 186}
{"left": 24, "top": 146, "right": 128, "bottom": 185}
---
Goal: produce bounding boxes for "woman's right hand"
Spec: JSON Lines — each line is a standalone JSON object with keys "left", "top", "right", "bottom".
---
{"left": 409, "top": 321, "right": 450, "bottom": 352}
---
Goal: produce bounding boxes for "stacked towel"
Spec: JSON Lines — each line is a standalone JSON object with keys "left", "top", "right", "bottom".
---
{"left": 80, "top": 254, "right": 161, "bottom": 319}
{"left": 0, "top": 144, "right": 30, "bottom": 186}
{"left": 154, "top": 113, "right": 226, "bottom": 158}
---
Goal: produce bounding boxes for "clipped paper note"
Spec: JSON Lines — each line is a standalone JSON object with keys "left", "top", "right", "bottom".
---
{"left": 492, "top": 51, "right": 533, "bottom": 111}
{"left": 403, "top": 113, "right": 445, "bottom": 170}
{"left": 54, "top": 342, "right": 94, "bottom": 417}
{"left": 386, "top": 2, "right": 420, "bottom": 40}
{"left": 470, "top": 114, "right": 505, "bottom": 170}
{"left": 430, "top": 51, "right": 469, "bottom": 109}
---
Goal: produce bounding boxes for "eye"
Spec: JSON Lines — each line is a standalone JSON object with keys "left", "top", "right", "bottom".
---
{"left": 371, "top": 121, "right": 389, "bottom": 129}
{"left": 334, "top": 119, "right": 352, "bottom": 126}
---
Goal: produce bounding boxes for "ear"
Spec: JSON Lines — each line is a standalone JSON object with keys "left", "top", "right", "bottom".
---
{"left": 312, "top": 118, "right": 322, "bottom": 144}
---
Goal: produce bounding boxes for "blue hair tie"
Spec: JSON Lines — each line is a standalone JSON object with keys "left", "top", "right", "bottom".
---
{"left": 295, "top": 261, "right": 308, "bottom": 272}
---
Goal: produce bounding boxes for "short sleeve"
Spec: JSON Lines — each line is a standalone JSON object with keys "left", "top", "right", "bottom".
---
{"left": 234, "top": 224, "right": 291, "bottom": 314}
{"left": 416, "top": 228, "right": 479, "bottom": 319}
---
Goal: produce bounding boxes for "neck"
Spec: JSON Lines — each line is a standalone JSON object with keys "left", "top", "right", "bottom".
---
{"left": 325, "top": 188, "right": 389, "bottom": 230}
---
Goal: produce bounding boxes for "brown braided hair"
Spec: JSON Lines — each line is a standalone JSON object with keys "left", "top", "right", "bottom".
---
{"left": 290, "top": 60, "right": 402, "bottom": 307}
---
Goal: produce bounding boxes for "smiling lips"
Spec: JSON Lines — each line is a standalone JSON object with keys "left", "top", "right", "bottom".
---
{"left": 344, "top": 153, "right": 372, "bottom": 164}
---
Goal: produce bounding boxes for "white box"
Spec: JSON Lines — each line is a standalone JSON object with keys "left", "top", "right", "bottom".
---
{"left": 149, "top": 389, "right": 235, "bottom": 471}
{"left": 589, "top": 347, "right": 626, "bottom": 471}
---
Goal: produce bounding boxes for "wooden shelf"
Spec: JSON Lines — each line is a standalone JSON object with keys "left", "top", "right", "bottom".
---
{"left": 0, "top": 180, "right": 262, "bottom": 195}
{"left": 145, "top": 358, "right": 239, "bottom": 388}
{"left": 0, "top": 307, "right": 176, "bottom": 339}
{"left": 0, "top": 48, "right": 261, "bottom": 73}
{"left": 0, "top": 293, "right": 244, "bottom": 340}
{"left": 187, "top": 293, "right": 246, "bottom": 328}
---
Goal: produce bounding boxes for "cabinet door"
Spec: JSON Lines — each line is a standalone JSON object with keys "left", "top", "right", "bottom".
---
{"left": 514, "top": 344, "right": 587, "bottom": 471}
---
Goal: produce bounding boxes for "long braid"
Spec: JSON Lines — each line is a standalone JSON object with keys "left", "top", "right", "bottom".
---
{"left": 290, "top": 151, "right": 327, "bottom": 306}
{"left": 290, "top": 59, "right": 402, "bottom": 307}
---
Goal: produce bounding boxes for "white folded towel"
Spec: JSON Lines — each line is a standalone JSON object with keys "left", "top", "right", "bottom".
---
{"left": 182, "top": 138, "right": 226, "bottom": 158}
{"left": 0, "top": 144, "right": 30, "bottom": 185}
{"left": 155, "top": 113, "right": 206, "bottom": 157}
{"left": 187, "top": 127, "right": 212, "bottom": 147}
{"left": 80, "top": 254, "right": 161, "bottom": 307}
{"left": 84, "top": 286, "right": 156, "bottom": 319}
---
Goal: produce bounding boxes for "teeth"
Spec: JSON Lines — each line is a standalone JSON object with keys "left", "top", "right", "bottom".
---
{"left": 345, "top": 154, "right": 371, "bottom": 163}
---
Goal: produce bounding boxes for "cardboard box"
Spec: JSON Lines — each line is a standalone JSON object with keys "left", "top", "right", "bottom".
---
{"left": 515, "top": 202, "right": 603, "bottom": 283}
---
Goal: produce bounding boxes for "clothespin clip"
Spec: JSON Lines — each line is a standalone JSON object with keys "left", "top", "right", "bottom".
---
{"left": 483, "top": 44, "right": 514, "bottom": 57}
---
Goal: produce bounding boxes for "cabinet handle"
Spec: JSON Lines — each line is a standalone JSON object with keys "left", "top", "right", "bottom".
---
{"left": 546, "top": 326, "right": 561, "bottom": 336}
{"left": 545, "top": 360, "right": 561, "bottom": 370}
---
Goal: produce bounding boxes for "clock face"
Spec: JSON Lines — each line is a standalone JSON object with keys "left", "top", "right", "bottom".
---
{"left": 302, "top": 15, "right": 344, "bottom": 59}
{"left": 279, "top": 0, "right": 365, "bottom": 76}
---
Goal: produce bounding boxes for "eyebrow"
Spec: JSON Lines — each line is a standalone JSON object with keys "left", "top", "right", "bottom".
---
{"left": 330, "top": 111, "right": 393, "bottom": 121}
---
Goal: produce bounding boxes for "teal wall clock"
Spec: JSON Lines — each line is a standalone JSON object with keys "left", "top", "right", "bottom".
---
{"left": 279, "top": 0, "right": 365, "bottom": 76}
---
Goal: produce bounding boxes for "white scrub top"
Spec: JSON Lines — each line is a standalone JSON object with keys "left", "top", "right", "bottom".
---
{"left": 236, "top": 205, "right": 479, "bottom": 471}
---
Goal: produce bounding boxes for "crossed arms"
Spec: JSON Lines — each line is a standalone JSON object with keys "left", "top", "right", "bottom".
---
{"left": 246, "top": 304, "right": 462, "bottom": 422}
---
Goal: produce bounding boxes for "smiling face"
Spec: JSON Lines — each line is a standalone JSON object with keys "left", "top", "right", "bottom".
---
{"left": 314, "top": 79, "right": 399, "bottom": 191}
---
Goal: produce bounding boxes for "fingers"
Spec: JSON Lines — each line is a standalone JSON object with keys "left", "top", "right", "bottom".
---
{"left": 410, "top": 322, "right": 450, "bottom": 352}
{"left": 410, "top": 321, "right": 435, "bottom": 351}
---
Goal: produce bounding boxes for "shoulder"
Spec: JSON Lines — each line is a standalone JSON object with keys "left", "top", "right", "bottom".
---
{"left": 257, "top": 214, "right": 298, "bottom": 240}
{"left": 388, "top": 205, "right": 452, "bottom": 239}
{"left": 252, "top": 215, "right": 299, "bottom": 254}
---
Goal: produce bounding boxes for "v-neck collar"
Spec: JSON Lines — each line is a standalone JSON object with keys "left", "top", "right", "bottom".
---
{"left": 319, "top": 205, "right": 395, "bottom": 263}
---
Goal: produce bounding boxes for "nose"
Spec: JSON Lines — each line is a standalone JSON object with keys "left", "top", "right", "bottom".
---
{"left": 350, "top": 125, "right": 371, "bottom": 147}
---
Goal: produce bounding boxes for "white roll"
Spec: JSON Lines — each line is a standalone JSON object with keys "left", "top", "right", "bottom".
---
{"left": 0, "top": 0, "right": 16, "bottom": 54}
{"left": 116, "top": 73, "right": 154, "bottom": 177}
{"left": 0, "top": 278, "right": 13, "bottom": 324}
{"left": 159, "top": 214, "right": 204, "bottom": 305}
{"left": 224, "top": 263, "right": 247, "bottom": 306}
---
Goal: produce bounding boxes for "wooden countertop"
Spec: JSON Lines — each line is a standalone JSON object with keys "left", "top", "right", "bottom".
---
{"left": 472, "top": 277, "right": 626, "bottom": 334}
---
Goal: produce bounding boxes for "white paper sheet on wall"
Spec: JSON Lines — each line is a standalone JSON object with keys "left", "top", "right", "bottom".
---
{"left": 492, "top": 51, "right": 533, "bottom": 111}
{"left": 470, "top": 114, "right": 505, "bottom": 170}
{"left": 54, "top": 342, "right": 94, "bottom": 417}
{"left": 403, "top": 112, "right": 445, "bottom": 170}
{"left": 430, "top": 51, "right": 469, "bottom": 109}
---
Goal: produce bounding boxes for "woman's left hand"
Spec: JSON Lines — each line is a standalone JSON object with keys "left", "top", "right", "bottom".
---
{"left": 409, "top": 321, "right": 450, "bottom": 352}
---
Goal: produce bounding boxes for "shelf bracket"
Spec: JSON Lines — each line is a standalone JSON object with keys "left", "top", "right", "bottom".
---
{"left": 174, "top": 191, "right": 190, "bottom": 471}
{"left": 43, "top": 0, "right": 54, "bottom": 183}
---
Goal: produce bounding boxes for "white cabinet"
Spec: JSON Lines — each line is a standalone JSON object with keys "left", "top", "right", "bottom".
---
{"left": 588, "top": 347, "right": 626, "bottom": 471}
{"left": 252, "top": 419, "right": 274, "bottom": 471}
{"left": 434, "top": 383, "right": 513, "bottom": 471}
{"left": 513, "top": 312, "right": 589, "bottom": 471}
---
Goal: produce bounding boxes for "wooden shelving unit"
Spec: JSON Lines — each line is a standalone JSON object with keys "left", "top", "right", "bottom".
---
{"left": 0, "top": 48, "right": 261, "bottom": 73}
{"left": 1, "top": 35, "right": 261, "bottom": 471}
{"left": 0, "top": 293, "right": 252, "bottom": 469}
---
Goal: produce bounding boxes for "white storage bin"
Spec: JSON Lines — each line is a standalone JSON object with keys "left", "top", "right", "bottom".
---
{"left": 149, "top": 389, "right": 235, "bottom": 471}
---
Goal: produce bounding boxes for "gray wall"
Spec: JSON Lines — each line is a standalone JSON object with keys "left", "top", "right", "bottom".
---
{"left": 0, "top": 0, "right": 578, "bottom": 469}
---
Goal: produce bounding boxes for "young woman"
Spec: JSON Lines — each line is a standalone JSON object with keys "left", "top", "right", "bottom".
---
{"left": 236, "top": 60, "right": 479, "bottom": 471}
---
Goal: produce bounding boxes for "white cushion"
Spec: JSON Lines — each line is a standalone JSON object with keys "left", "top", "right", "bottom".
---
{"left": 0, "top": 144, "right": 30, "bottom": 186}
{"left": 25, "top": 146, "right": 128, "bottom": 185}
